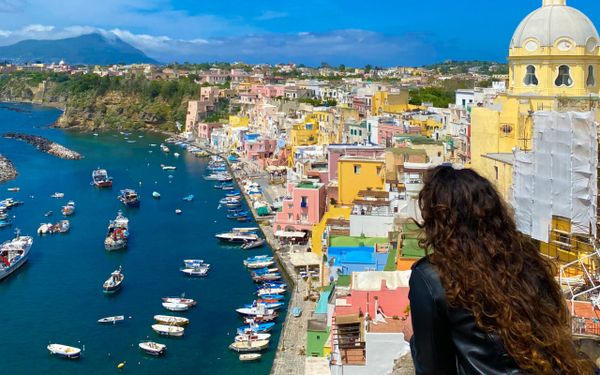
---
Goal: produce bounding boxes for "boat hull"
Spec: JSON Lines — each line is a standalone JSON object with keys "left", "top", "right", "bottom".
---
{"left": 0, "top": 253, "right": 28, "bottom": 281}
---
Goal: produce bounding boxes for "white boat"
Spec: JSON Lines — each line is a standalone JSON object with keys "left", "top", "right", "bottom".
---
{"left": 216, "top": 231, "right": 259, "bottom": 243}
{"left": 161, "top": 297, "right": 196, "bottom": 306}
{"left": 235, "top": 332, "right": 271, "bottom": 342}
{"left": 47, "top": 344, "right": 81, "bottom": 359}
{"left": 50, "top": 192, "right": 64, "bottom": 199}
{"left": 7, "top": 187, "right": 19, "bottom": 192}
{"left": 152, "top": 191, "right": 161, "bottom": 199}
{"left": 183, "top": 259, "right": 208, "bottom": 268}
{"left": 236, "top": 305, "right": 275, "bottom": 317}
{"left": 0, "top": 231, "right": 33, "bottom": 281}
{"left": 98, "top": 315, "right": 125, "bottom": 324}
{"left": 180, "top": 267, "right": 207, "bottom": 277}
{"left": 139, "top": 341, "right": 167, "bottom": 356}
{"left": 257, "top": 288, "right": 287, "bottom": 296}
{"left": 162, "top": 302, "right": 189, "bottom": 312}
{"left": 153, "top": 315, "right": 189, "bottom": 326}
{"left": 175, "top": 209, "right": 182, "bottom": 215}
{"left": 37, "top": 223, "right": 52, "bottom": 235}
{"left": 152, "top": 324, "right": 184, "bottom": 337}
{"left": 160, "top": 144, "right": 170, "bottom": 153}
{"left": 239, "top": 353, "right": 262, "bottom": 361}
{"left": 244, "top": 260, "right": 275, "bottom": 269}
{"left": 174, "top": 152, "right": 180, "bottom": 157}
{"left": 229, "top": 340, "right": 269, "bottom": 353}
{"left": 161, "top": 165, "right": 177, "bottom": 171}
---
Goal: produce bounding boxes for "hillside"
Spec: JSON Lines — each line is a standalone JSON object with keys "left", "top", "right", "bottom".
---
{"left": 0, "top": 72, "right": 204, "bottom": 131}
{"left": 0, "top": 33, "right": 158, "bottom": 65}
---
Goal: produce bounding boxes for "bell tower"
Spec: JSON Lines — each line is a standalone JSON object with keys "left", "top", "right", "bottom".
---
{"left": 542, "top": 0, "right": 566, "bottom": 6}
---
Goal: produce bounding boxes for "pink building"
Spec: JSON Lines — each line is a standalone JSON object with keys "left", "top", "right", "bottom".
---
{"left": 197, "top": 122, "right": 223, "bottom": 144}
{"left": 185, "top": 100, "right": 215, "bottom": 133}
{"left": 327, "top": 145, "right": 385, "bottom": 182}
{"left": 251, "top": 84, "right": 285, "bottom": 98}
{"left": 274, "top": 181, "right": 327, "bottom": 233}
{"left": 243, "top": 138, "right": 278, "bottom": 167}
{"left": 200, "top": 86, "right": 220, "bottom": 102}
{"left": 335, "top": 278, "right": 409, "bottom": 319}
{"left": 378, "top": 123, "right": 408, "bottom": 148}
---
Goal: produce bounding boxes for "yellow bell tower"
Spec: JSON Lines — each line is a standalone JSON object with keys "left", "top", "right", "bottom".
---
{"left": 470, "top": 0, "right": 600, "bottom": 199}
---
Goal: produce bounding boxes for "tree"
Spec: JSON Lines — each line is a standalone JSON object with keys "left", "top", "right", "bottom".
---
{"left": 338, "top": 64, "right": 346, "bottom": 72}
{"left": 364, "top": 64, "right": 372, "bottom": 73}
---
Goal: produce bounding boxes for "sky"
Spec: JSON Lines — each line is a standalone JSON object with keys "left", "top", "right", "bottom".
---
{"left": 0, "top": 0, "right": 597, "bottom": 66}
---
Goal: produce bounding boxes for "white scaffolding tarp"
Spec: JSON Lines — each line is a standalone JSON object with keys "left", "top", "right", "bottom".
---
{"left": 512, "top": 111, "right": 597, "bottom": 242}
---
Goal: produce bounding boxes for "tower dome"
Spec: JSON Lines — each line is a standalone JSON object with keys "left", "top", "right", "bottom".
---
{"left": 510, "top": 0, "right": 599, "bottom": 52}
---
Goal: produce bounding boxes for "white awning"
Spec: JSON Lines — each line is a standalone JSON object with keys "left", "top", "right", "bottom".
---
{"left": 274, "top": 230, "right": 306, "bottom": 238}
{"left": 290, "top": 252, "right": 320, "bottom": 267}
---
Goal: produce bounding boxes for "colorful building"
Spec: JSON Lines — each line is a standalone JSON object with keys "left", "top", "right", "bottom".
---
{"left": 273, "top": 180, "right": 327, "bottom": 233}
{"left": 337, "top": 156, "right": 385, "bottom": 205}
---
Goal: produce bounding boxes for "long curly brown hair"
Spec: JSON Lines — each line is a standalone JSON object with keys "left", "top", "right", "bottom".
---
{"left": 418, "top": 165, "right": 595, "bottom": 374}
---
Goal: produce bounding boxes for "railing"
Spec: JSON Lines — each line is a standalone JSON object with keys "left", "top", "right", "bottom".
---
{"left": 572, "top": 316, "right": 600, "bottom": 337}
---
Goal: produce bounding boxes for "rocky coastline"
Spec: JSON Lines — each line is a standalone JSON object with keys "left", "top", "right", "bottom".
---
{"left": 3, "top": 133, "right": 82, "bottom": 160}
{"left": 0, "top": 154, "right": 17, "bottom": 183}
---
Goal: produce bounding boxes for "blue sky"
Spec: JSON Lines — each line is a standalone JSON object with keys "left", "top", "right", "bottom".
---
{"left": 0, "top": 0, "right": 597, "bottom": 66}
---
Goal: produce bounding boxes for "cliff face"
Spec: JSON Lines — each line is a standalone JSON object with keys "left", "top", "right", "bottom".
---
{"left": 0, "top": 74, "right": 193, "bottom": 132}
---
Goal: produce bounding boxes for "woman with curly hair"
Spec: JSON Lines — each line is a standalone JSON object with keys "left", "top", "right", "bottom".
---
{"left": 409, "top": 165, "right": 595, "bottom": 374}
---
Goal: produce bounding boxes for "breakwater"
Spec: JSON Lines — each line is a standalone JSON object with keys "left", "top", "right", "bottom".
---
{"left": 0, "top": 154, "right": 17, "bottom": 182}
{"left": 3, "top": 132, "right": 82, "bottom": 159}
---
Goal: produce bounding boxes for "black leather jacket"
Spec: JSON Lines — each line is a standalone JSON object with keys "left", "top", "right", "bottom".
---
{"left": 409, "top": 257, "right": 523, "bottom": 375}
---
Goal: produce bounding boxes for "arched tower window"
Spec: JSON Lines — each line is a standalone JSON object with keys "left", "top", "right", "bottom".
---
{"left": 587, "top": 66, "right": 596, "bottom": 87}
{"left": 555, "top": 65, "right": 573, "bottom": 87}
{"left": 523, "top": 65, "right": 538, "bottom": 86}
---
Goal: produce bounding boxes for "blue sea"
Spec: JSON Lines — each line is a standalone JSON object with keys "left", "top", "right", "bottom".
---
{"left": 0, "top": 103, "right": 283, "bottom": 374}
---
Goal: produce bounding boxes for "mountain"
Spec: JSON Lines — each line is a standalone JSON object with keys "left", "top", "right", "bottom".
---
{"left": 0, "top": 33, "right": 158, "bottom": 65}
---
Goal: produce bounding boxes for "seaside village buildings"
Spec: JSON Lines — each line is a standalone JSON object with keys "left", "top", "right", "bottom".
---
{"left": 178, "top": 1, "right": 600, "bottom": 373}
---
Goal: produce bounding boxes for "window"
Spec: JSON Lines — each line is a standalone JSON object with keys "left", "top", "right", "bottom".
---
{"left": 587, "top": 66, "right": 596, "bottom": 87}
{"left": 523, "top": 65, "right": 538, "bottom": 86}
{"left": 555, "top": 65, "right": 573, "bottom": 87}
{"left": 353, "top": 165, "right": 361, "bottom": 174}
{"left": 301, "top": 196, "right": 308, "bottom": 208}
{"left": 376, "top": 166, "right": 382, "bottom": 175}
{"left": 494, "top": 166, "right": 499, "bottom": 180}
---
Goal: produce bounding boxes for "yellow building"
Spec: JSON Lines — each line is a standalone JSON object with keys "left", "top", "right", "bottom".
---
{"left": 290, "top": 118, "right": 320, "bottom": 147}
{"left": 337, "top": 157, "right": 385, "bottom": 205}
{"left": 410, "top": 117, "right": 443, "bottom": 138}
{"left": 228, "top": 115, "right": 249, "bottom": 128}
{"left": 311, "top": 205, "right": 352, "bottom": 256}
{"left": 470, "top": 0, "right": 600, "bottom": 263}
{"left": 371, "top": 91, "right": 411, "bottom": 115}
{"left": 472, "top": 0, "right": 600, "bottom": 200}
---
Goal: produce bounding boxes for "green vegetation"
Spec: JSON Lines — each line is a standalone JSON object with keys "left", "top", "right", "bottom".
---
{"left": 0, "top": 72, "right": 205, "bottom": 131}
{"left": 424, "top": 60, "right": 508, "bottom": 75}
{"left": 384, "top": 247, "right": 398, "bottom": 271}
{"left": 329, "top": 236, "right": 388, "bottom": 247}
{"left": 298, "top": 97, "right": 337, "bottom": 107}
{"left": 408, "top": 87, "right": 454, "bottom": 108}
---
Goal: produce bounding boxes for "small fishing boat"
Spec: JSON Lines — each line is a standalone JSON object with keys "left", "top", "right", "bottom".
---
{"left": 154, "top": 315, "right": 189, "bottom": 326}
{"left": 139, "top": 341, "right": 166, "bottom": 356}
{"left": 183, "top": 259, "right": 208, "bottom": 268}
{"left": 152, "top": 324, "right": 184, "bottom": 337}
{"left": 239, "top": 353, "right": 262, "bottom": 362}
{"left": 237, "top": 322, "right": 276, "bottom": 334}
{"left": 257, "top": 288, "right": 287, "bottom": 297}
{"left": 118, "top": 189, "right": 140, "bottom": 207}
{"left": 7, "top": 187, "right": 19, "bottom": 192}
{"left": 0, "top": 218, "right": 12, "bottom": 228}
{"left": 228, "top": 340, "right": 269, "bottom": 353}
{"left": 216, "top": 230, "right": 259, "bottom": 243}
{"left": 160, "top": 144, "right": 170, "bottom": 153}
{"left": 182, "top": 194, "right": 194, "bottom": 202}
{"left": 103, "top": 266, "right": 124, "bottom": 294}
{"left": 92, "top": 169, "right": 113, "bottom": 188}
{"left": 37, "top": 223, "right": 52, "bottom": 235}
{"left": 251, "top": 267, "right": 279, "bottom": 276}
{"left": 226, "top": 191, "right": 241, "bottom": 197}
{"left": 255, "top": 294, "right": 284, "bottom": 301}
{"left": 180, "top": 266, "right": 208, "bottom": 277}
{"left": 162, "top": 302, "right": 189, "bottom": 312}
{"left": 98, "top": 315, "right": 125, "bottom": 324}
{"left": 175, "top": 209, "right": 182, "bottom": 215}
{"left": 161, "top": 297, "right": 196, "bottom": 306}
{"left": 44, "top": 211, "right": 53, "bottom": 217}
{"left": 241, "top": 239, "right": 266, "bottom": 250}
{"left": 245, "top": 260, "right": 275, "bottom": 269}
{"left": 244, "top": 301, "right": 284, "bottom": 310}
{"left": 243, "top": 314, "right": 278, "bottom": 324}
{"left": 161, "top": 164, "right": 177, "bottom": 171}
{"left": 61, "top": 201, "right": 75, "bottom": 216}
{"left": 152, "top": 191, "right": 161, "bottom": 199}
{"left": 219, "top": 197, "right": 241, "bottom": 205}
{"left": 235, "top": 332, "right": 271, "bottom": 342}
{"left": 104, "top": 211, "right": 129, "bottom": 251}
{"left": 174, "top": 152, "right": 180, "bottom": 157}
{"left": 47, "top": 344, "right": 81, "bottom": 359}
{"left": 50, "top": 192, "right": 64, "bottom": 199}
{"left": 236, "top": 305, "right": 275, "bottom": 317}
{"left": 55, "top": 220, "right": 70, "bottom": 234}
{"left": 253, "top": 273, "right": 282, "bottom": 283}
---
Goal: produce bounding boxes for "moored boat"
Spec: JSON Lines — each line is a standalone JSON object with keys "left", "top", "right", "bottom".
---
{"left": 216, "top": 230, "right": 259, "bottom": 243}
{"left": 92, "top": 169, "right": 113, "bottom": 188}
{"left": 61, "top": 201, "right": 75, "bottom": 216}
{"left": 47, "top": 344, "right": 81, "bottom": 359}
{"left": 118, "top": 189, "right": 140, "bottom": 207}
{"left": 0, "top": 230, "right": 33, "bottom": 281}
{"left": 152, "top": 324, "right": 184, "bottom": 337}
{"left": 161, "top": 164, "right": 176, "bottom": 171}
{"left": 50, "top": 192, "right": 64, "bottom": 199}
{"left": 228, "top": 339, "right": 269, "bottom": 353}
{"left": 7, "top": 187, "right": 19, "bottom": 192}
{"left": 183, "top": 259, "right": 208, "bottom": 268}
{"left": 152, "top": 191, "right": 161, "bottom": 199}
{"left": 182, "top": 194, "right": 194, "bottom": 202}
{"left": 234, "top": 332, "right": 271, "bottom": 342}
{"left": 104, "top": 211, "right": 129, "bottom": 251}
{"left": 162, "top": 302, "right": 189, "bottom": 312}
{"left": 244, "top": 260, "right": 275, "bottom": 269}
{"left": 180, "top": 266, "right": 208, "bottom": 277}
{"left": 237, "top": 322, "right": 276, "bottom": 334}
{"left": 257, "top": 288, "right": 287, "bottom": 297}
{"left": 239, "top": 353, "right": 262, "bottom": 361}
{"left": 236, "top": 304, "right": 275, "bottom": 317}
{"left": 241, "top": 239, "right": 266, "bottom": 250}
{"left": 98, "top": 315, "right": 125, "bottom": 324}
{"left": 102, "top": 266, "right": 124, "bottom": 293}
{"left": 153, "top": 315, "right": 189, "bottom": 326}
{"left": 161, "top": 297, "right": 196, "bottom": 306}
{"left": 139, "top": 341, "right": 167, "bottom": 356}
{"left": 160, "top": 144, "right": 170, "bottom": 153}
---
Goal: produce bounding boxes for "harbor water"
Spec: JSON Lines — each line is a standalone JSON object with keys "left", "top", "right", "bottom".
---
{"left": 0, "top": 103, "right": 283, "bottom": 374}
